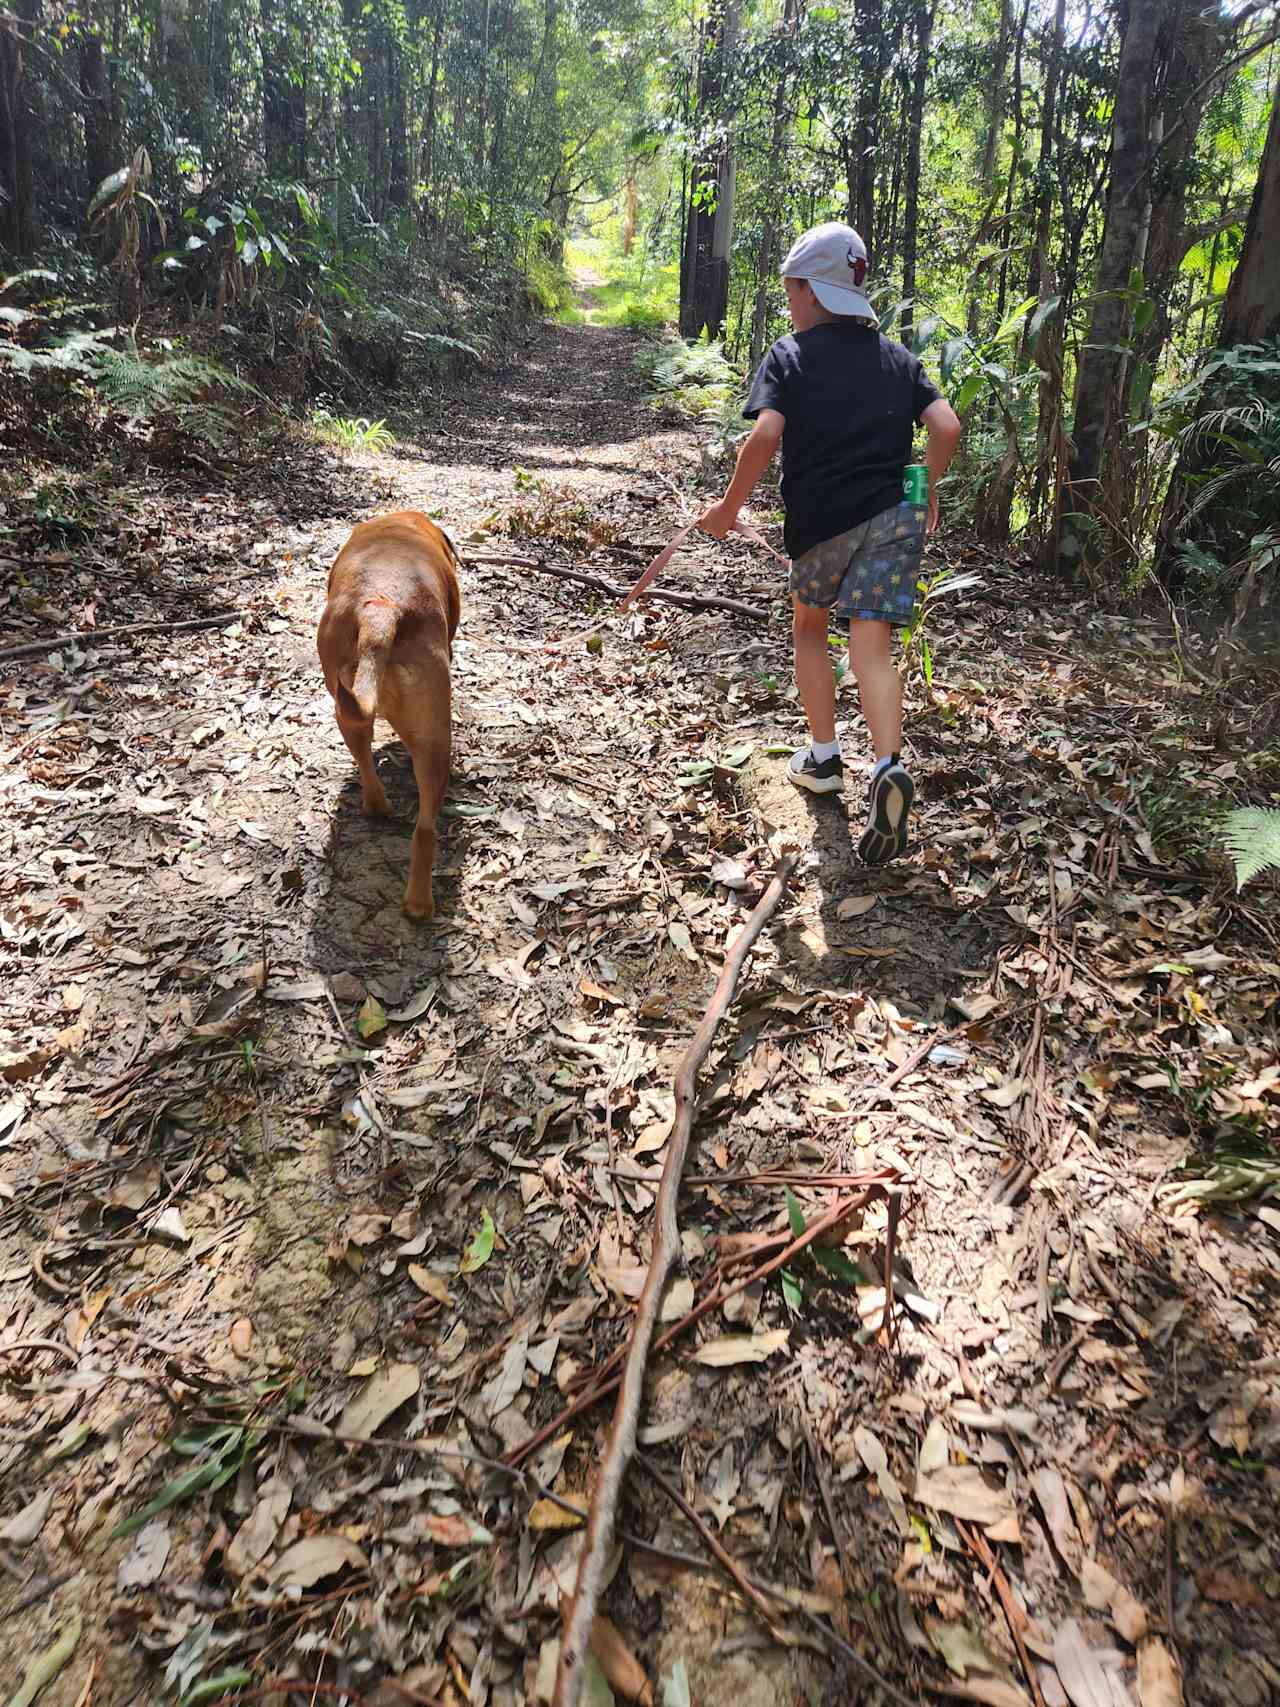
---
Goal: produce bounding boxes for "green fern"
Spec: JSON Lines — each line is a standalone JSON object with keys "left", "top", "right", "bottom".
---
{"left": 93, "top": 349, "right": 255, "bottom": 417}
{"left": 1219, "top": 806, "right": 1280, "bottom": 889}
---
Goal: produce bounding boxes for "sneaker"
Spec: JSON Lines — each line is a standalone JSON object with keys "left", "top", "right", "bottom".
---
{"left": 858, "top": 757, "right": 914, "bottom": 864}
{"left": 787, "top": 745, "right": 845, "bottom": 794}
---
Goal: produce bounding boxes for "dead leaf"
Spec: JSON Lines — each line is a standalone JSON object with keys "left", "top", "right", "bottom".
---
{"left": 225, "top": 1479, "right": 292, "bottom": 1580}
{"left": 581, "top": 979, "right": 623, "bottom": 1007}
{"left": 919, "top": 1417, "right": 950, "bottom": 1476}
{"left": 691, "top": 1329, "right": 789, "bottom": 1366}
{"left": 407, "top": 1265, "right": 450, "bottom": 1303}
{"left": 981, "top": 1078, "right": 1027, "bottom": 1108}
{"left": 482, "top": 1332, "right": 530, "bottom": 1417}
{"left": 0, "top": 1487, "right": 53, "bottom": 1546}
{"left": 1138, "top": 1639, "right": 1182, "bottom": 1707}
{"left": 356, "top": 994, "right": 387, "bottom": 1038}
{"left": 660, "top": 1277, "right": 695, "bottom": 1322}
{"left": 1197, "top": 1569, "right": 1272, "bottom": 1609}
{"left": 1053, "top": 1618, "right": 1119, "bottom": 1707}
{"left": 530, "top": 1497, "right": 585, "bottom": 1531}
{"left": 1080, "top": 1558, "right": 1118, "bottom": 1611}
{"left": 117, "top": 1518, "right": 171, "bottom": 1590}
{"left": 926, "top": 1617, "right": 1004, "bottom": 1679}
{"left": 590, "top": 1613, "right": 654, "bottom": 1706}
{"left": 338, "top": 1361, "right": 420, "bottom": 1440}
{"left": 67, "top": 1285, "right": 111, "bottom": 1352}
{"left": 914, "top": 1464, "right": 1016, "bottom": 1530}
{"left": 108, "top": 1160, "right": 161, "bottom": 1211}
{"left": 344, "top": 1212, "right": 391, "bottom": 1248}
{"left": 836, "top": 894, "right": 879, "bottom": 919}
{"left": 1110, "top": 1582, "right": 1148, "bottom": 1643}
{"left": 854, "top": 1426, "right": 913, "bottom": 1538}
{"left": 229, "top": 1317, "right": 254, "bottom": 1359}
{"left": 1032, "top": 1467, "right": 1081, "bottom": 1562}
{"left": 271, "top": 1533, "right": 368, "bottom": 1588}
{"left": 150, "top": 1205, "right": 189, "bottom": 1244}
{"left": 422, "top": 1512, "right": 491, "bottom": 1546}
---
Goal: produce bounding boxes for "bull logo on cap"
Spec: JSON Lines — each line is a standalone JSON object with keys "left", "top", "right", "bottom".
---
{"left": 847, "top": 245, "right": 867, "bottom": 286}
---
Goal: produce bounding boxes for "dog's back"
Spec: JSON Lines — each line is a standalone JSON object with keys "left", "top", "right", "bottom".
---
{"left": 319, "top": 511, "right": 460, "bottom": 718}
{"left": 317, "top": 510, "right": 461, "bottom": 920}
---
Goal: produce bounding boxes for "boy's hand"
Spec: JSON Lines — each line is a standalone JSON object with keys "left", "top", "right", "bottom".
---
{"left": 927, "top": 489, "right": 939, "bottom": 535}
{"left": 696, "top": 501, "right": 739, "bottom": 540}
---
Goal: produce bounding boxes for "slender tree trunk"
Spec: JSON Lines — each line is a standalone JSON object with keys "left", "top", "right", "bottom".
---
{"left": 622, "top": 171, "right": 637, "bottom": 255}
{"left": 388, "top": 31, "right": 409, "bottom": 211}
{"left": 679, "top": 0, "right": 740, "bottom": 340}
{"left": 1063, "top": 0, "right": 1168, "bottom": 572}
{"left": 847, "top": 0, "right": 883, "bottom": 248}
{"left": 0, "top": 6, "right": 36, "bottom": 253}
{"left": 79, "top": 16, "right": 114, "bottom": 199}
{"left": 421, "top": 0, "right": 444, "bottom": 227}
{"left": 899, "top": 1, "right": 934, "bottom": 343}
{"left": 966, "top": 0, "right": 1012, "bottom": 336}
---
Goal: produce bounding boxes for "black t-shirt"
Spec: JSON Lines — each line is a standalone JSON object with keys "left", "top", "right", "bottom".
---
{"left": 744, "top": 324, "right": 943, "bottom": 560}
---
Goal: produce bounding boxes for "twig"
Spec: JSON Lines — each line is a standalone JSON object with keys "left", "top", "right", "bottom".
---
{"left": 642, "top": 1446, "right": 923, "bottom": 1707}
{"left": 468, "top": 552, "right": 767, "bottom": 620}
{"left": 553, "top": 852, "right": 798, "bottom": 1707}
{"left": 0, "top": 610, "right": 247, "bottom": 664}
{"left": 508, "top": 1181, "right": 881, "bottom": 1469}
{"left": 958, "top": 1521, "right": 1047, "bottom": 1707}
{"left": 636, "top": 1453, "right": 782, "bottom": 1629}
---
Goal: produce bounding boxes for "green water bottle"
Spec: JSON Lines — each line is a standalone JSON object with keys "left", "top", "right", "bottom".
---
{"left": 903, "top": 463, "right": 928, "bottom": 507}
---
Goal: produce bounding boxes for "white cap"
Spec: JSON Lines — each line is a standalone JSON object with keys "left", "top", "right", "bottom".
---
{"left": 780, "top": 222, "right": 877, "bottom": 323}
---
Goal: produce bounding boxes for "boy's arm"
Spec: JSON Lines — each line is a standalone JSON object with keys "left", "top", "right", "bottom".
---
{"left": 921, "top": 398, "right": 963, "bottom": 535}
{"left": 696, "top": 409, "right": 785, "bottom": 538}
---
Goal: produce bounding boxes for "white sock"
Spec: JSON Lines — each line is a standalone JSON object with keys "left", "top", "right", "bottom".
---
{"left": 872, "top": 753, "right": 896, "bottom": 778}
{"left": 811, "top": 737, "right": 840, "bottom": 763}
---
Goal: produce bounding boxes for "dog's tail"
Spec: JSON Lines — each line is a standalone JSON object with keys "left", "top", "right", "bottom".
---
{"left": 350, "top": 601, "right": 398, "bottom": 720}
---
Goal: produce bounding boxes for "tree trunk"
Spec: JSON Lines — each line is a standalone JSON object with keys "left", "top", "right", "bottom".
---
{"left": 899, "top": 1, "right": 934, "bottom": 343}
{"left": 388, "top": 31, "right": 409, "bottom": 212}
{"left": 0, "top": 7, "right": 35, "bottom": 253}
{"left": 1063, "top": 0, "right": 1168, "bottom": 573}
{"left": 679, "top": 0, "right": 739, "bottom": 341}
{"left": 965, "top": 0, "right": 1012, "bottom": 336}
{"left": 79, "top": 16, "right": 114, "bottom": 201}
{"left": 846, "top": 0, "right": 883, "bottom": 250}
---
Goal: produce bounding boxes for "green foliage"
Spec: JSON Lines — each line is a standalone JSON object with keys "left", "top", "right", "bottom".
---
{"left": 1219, "top": 807, "right": 1280, "bottom": 889}
{"left": 637, "top": 336, "right": 739, "bottom": 420}
{"left": 311, "top": 411, "right": 396, "bottom": 452}
{"left": 1146, "top": 339, "right": 1280, "bottom": 597}
{"left": 898, "top": 564, "right": 984, "bottom": 686}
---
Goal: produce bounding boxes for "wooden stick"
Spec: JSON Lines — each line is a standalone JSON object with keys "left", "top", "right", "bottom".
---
{"left": 0, "top": 610, "right": 247, "bottom": 663}
{"left": 507, "top": 1181, "right": 879, "bottom": 1471}
{"left": 467, "top": 551, "right": 768, "bottom": 621}
{"left": 958, "top": 1520, "right": 1047, "bottom": 1707}
{"left": 552, "top": 852, "right": 798, "bottom": 1707}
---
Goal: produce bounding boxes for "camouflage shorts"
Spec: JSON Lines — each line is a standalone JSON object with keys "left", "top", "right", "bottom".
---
{"left": 790, "top": 502, "right": 926, "bottom": 627}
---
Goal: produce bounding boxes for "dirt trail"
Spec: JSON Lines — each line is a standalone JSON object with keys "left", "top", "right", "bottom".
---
{"left": 1, "top": 312, "right": 1277, "bottom": 1707}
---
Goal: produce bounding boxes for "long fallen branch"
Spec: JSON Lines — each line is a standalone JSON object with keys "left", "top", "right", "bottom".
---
{"left": 552, "top": 850, "right": 798, "bottom": 1707}
{"left": 466, "top": 551, "right": 767, "bottom": 621}
{"left": 0, "top": 610, "right": 247, "bottom": 664}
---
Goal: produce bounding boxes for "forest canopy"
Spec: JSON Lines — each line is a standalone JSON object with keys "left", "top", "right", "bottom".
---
{"left": 1, "top": 0, "right": 1278, "bottom": 614}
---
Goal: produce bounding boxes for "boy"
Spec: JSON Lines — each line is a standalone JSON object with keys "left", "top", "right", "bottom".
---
{"left": 697, "top": 221, "right": 962, "bottom": 865}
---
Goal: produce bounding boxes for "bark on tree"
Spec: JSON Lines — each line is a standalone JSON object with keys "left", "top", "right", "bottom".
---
{"left": 679, "top": 0, "right": 740, "bottom": 341}
{"left": 845, "top": 0, "right": 884, "bottom": 252}
{"left": 899, "top": 0, "right": 934, "bottom": 343}
{"left": 1063, "top": 0, "right": 1168, "bottom": 573}
{"left": 79, "top": 16, "right": 114, "bottom": 201}
{"left": 0, "top": 5, "right": 36, "bottom": 253}
{"left": 966, "top": 0, "right": 1012, "bottom": 337}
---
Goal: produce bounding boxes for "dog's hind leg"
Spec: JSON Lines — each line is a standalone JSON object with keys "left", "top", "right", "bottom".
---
{"left": 402, "top": 733, "right": 449, "bottom": 920}
{"left": 334, "top": 687, "right": 390, "bottom": 817}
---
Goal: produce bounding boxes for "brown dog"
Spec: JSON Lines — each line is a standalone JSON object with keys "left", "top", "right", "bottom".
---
{"left": 317, "top": 511, "right": 461, "bottom": 920}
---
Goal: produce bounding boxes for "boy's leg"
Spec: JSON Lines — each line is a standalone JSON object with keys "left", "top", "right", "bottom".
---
{"left": 845, "top": 618, "right": 913, "bottom": 865}
{"left": 845, "top": 619, "right": 901, "bottom": 760}
{"left": 792, "top": 596, "right": 837, "bottom": 744}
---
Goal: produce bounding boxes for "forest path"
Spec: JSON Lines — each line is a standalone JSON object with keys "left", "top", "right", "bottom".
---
{"left": 1, "top": 312, "right": 1277, "bottom": 1707}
